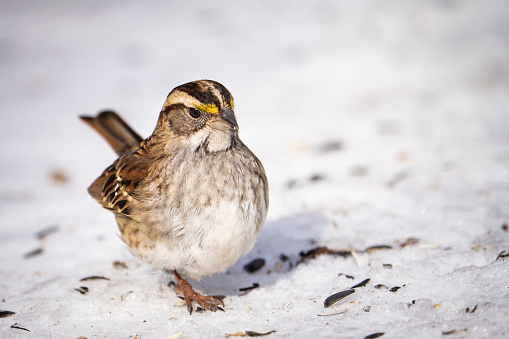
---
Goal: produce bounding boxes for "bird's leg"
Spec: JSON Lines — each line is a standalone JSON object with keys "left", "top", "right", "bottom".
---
{"left": 172, "top": 270, "right": 225, "bottom": 314}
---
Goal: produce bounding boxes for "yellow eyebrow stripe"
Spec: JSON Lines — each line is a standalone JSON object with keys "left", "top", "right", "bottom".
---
{"left": 196, "top": 103, "right": 219, "bottom": 114}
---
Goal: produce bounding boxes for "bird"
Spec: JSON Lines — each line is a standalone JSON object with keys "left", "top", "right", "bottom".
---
{"left": 80, "top": 80, "right": 269, "bottom": 314}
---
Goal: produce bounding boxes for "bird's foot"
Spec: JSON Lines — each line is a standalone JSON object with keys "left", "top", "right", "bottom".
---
{"left": 172, "top": 270, "right": 225, "bottom": 314}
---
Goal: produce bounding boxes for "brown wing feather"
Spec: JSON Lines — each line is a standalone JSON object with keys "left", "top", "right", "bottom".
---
{"left": 88, "top": 150, "right": 151, "bottom": 218}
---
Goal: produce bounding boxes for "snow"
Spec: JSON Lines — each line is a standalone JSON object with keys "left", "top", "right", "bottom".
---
{"left": 1, "top": 1, "right": 509, "bottom": 338}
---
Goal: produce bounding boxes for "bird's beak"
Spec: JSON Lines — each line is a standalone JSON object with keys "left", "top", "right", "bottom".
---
{"left": 208, "top": 109, "right": 239, "bottom": 132}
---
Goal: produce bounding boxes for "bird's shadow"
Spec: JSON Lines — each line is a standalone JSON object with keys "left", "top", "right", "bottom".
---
{"left": 190, "top": 212, "right": 330, "bottom": 296}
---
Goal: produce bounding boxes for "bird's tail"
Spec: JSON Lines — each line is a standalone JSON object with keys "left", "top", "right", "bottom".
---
{"left": 80, "top": 111, "right": 143, "bottom": 155}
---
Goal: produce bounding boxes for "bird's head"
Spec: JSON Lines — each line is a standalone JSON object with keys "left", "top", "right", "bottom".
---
{"left": 152, "top": 80, "right": 240, "bottom": 153}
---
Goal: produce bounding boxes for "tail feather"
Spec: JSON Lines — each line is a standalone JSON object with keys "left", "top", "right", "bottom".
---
{"left": 80, "top": 111, "right": 143, "bottom": 155}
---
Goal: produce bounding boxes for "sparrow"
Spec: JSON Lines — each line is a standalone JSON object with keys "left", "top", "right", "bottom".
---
{"left": 81, "top": 80, "right": 268, "bottom": 314}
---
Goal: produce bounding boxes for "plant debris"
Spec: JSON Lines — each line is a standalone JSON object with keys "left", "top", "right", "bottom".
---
{"left": 75, "top": 286, "right": 89, "bottom": 295}
{"left": 113, "top": 261, "right": 128, "bottom": 269}
{"left": 225, "top": 332, "right": 247, "bottom": 338}
{"left": 466, "top": 305, "right": 478, "bottom": 313}
{"left": 390, "top": 286, "right": 401, "bottom": 292}
{"left": 495, "top": 250, "right": 508, "bottom": 261}
{"left": 196, "top": 304, "right": 225, "bottom": 313}
{"left": 119, "top": 291, "right": 133, "bottom": 301}
{"left": 442, "top": 329, "right": 468, "bottom": 335}
{"left": 317, "top": 309, "right": 347, "bottom": 317}
{"left": 298, "top": 246, "right": 351, "bottom": 264}
{"left": 246, "top": 330, "right": 276, "bottom": 337}
{"left": 317, "top": 140, "right": 343, "bottom": 153}
{"left": 365, "top": 245, "right": 392, "bottom": 253}
{"left": 239, "top": 283, "right": 260, "bottom": 296}
{"left": 338, "top": 273, "right": 355, "bottom": 280}
{"left": 225, "top": 330, "right": 276, "bottom": 338}
{"left": 0, "top": 311, "right": 15, "bottom": 318}
{"left": 25, "top": 225, "right": 61, "bottom": 259}
{"left": 243, "top": 258, "right": 266, "bottom": 273}
{"left": 387, "top": 170, "right": 409, "bottom": 188}
{"left": 50, "top": 169, "right": 69, "bottom": 184}
{"left": 324, "top": 289, "right": 355, "bottom": 308}
{"left": 11, "top": 323, "right": 30, "bottom": 332}
{"left": 79, "top": 275, "right": 110, "bottom": 281}
{"left": 309, "top": 174, "right": 326, "bottom": 182}
{"left": 338, "top": 273, "right": 355, "bottom": 279}
{"left": 285, "top": 180, "right": 298, "bottom": 189}
{"left": 350, "top": 249, "right": 363, "bottom": 266}
{"left": 166, "top": 331, "right": 185, "bottom": 339}
{"left": 24, "top": 247, "right": 44, "bottom": 259}
{"left": 399, "top": 237, "right": 420, "bottom": 248}
{"left": 36, "top": 225, "right": 60, "bottom": 240}
{"left": 351, "top": 278, "right": 370, "bottom": 289}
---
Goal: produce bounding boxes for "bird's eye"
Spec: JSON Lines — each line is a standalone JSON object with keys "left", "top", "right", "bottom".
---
{"left": 188, "top": 108, "right": 201, "bottom": 119}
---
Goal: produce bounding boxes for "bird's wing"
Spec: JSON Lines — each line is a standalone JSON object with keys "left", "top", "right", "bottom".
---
{"left": 88, "top": 150, "right": 152, "bottom": 219}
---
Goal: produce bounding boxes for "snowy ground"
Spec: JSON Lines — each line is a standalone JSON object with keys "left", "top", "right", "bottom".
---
{"left": 1, "top": 1, "right": 509, "bottom": 338}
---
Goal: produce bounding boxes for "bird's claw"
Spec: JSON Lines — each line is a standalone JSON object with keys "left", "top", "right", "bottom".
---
{"left": 172, "top": 271, "right": 226, "bottom": 314}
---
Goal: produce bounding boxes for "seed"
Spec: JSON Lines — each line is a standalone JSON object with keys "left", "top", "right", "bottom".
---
{"left": 351, "top": 278, "right": 370, "bottom": 289}
{"left": 79, "top": 276, "right": 110, "bottom": 281}
{"left": 245, "top": 329, "right": 276, "bottom": 337}
{"left": 75, "top": 286, "right": 89, "bottom": 295}
{"left": 0, "top": 311, "right": 15, "bottom": 318}
{"left": 365, "top": 245, "right": 392, "bottom": 253}
{"left": 239, "top": 283, "right": 260, "bottom": 296}
{"left": 324, "top": 289, "right": 355, "bottom": 308}
{"left": 24, "top": 248, "right": 43, "bottom": 259}
{"left": 243, "top": 258, "right": 265, "bottom": 273}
